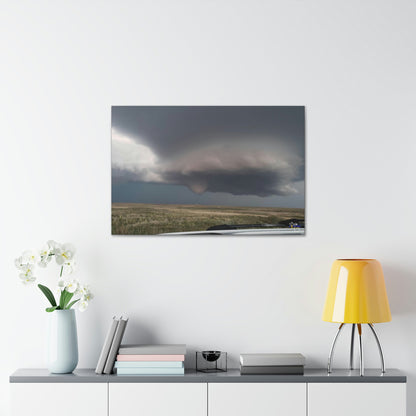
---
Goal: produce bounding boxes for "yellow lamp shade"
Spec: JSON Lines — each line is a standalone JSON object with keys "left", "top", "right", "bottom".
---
{"left": 322, "top": 259, "right": 391, "bottom": 323}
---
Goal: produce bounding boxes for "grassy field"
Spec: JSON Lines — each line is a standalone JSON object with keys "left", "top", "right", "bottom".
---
{"left": 112, "top": 203, "right": 305, "bottom": 235}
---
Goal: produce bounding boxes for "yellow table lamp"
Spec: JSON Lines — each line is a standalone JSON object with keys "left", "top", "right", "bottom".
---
{"left": 323, "top": 259, "right": 391, "bottom": 376}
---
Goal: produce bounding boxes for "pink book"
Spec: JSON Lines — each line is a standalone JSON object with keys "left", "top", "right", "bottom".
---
{"left": 116, "top": 354, "right": 185, "bottom": 361}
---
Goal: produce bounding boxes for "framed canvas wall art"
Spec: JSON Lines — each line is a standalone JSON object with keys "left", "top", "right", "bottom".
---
{"left": 112, "top": 106, "right": 305, "bottom": 235}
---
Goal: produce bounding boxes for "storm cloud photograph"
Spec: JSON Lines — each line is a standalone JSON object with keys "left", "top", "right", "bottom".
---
{"left": 112, "top": 106, "right": 305, "bottom": 235}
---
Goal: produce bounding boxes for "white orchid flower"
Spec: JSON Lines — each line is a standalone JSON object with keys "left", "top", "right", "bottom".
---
{"left": 78, "top": 285, "right": 94, "bottom": 302}
{"left": 15, "top": 250, "right": 39, "bottom": 270}
{"left": 46, "top": 240, "right": 60, "bottom": 254}
{"left": 38, "top": 260, "right": 48, "bottom": 268}
{"left": 21, "top": 250, "right": 40, "bottom": 265}
{"left": 78, "top": 300, "right": 88, "bottom": 312}
{"left": 19, "top": 265, "right": 36, "bottom": 284}
{"left": 20, "top": 273, "right": 36, "bottom": 285}
{"left": 65, "top": 279, "right": 79, "bottom": 294}
{"left": 18, "top": 263, "right": 35, "bottom": 277}
{"left": 61, "top": 259, "right": 77, "bottom": 275}
{"left": 55, "top": 243, "right": 76, "bottom": 266}
{"left": 19, "top": 268, "right": 33, "bottom": 278}
{"left": 38, "top": 244, "right": 53, "bottom": 267}
{"left": 83, "top": 292, "right": 94, "bottom": 302}
{"left": 55, "top": 279, "right": 66, "bottom": 296}
{"left": 14, "top": 256, "right": 26, "bottom": 270}
{"left": 57, "top": 279, "right": 66, "bottom": 291}
{"left": 18, "top": 262, "right": 36, "bottom": 284}
{"left": 77, "top": 284, "right": 90, "bottom": 296}
{"left": 15, "top": 252, "right": 35, "bottom": 270}
{"left": 15, "top": 258, "right": 36, "bottom": 274}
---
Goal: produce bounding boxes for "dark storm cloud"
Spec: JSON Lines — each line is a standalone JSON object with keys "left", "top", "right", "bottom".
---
{"left": 112, "top": 106, "right": 305, "bottom": 198}
{"left": 112, "top": 106, "right": 305, "bottom": 158}
{"left": 164, "top": 169, "right": 297, "bottom": 197}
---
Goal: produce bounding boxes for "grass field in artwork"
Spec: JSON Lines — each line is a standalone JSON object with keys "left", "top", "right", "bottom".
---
{"left": 112, "top": 203, "right": 305, "bottom": 235}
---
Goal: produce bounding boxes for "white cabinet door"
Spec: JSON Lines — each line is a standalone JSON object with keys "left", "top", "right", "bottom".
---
{"left": 109, "top": 383, "right": 207, "bottom": 416}
{"left": 308, "top": 383, "right": 406, "bottom": 416}
{"left": 208, "top": 383, "right": 306, "bottom": 416}
{"left": 11, "top": 383, "right": 107, "bottom": 416}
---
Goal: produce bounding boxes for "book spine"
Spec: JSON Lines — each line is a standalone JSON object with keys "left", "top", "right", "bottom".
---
{"left": 116, "top": 354, "right": 185, "bottom": 361}
{"left": 104, "top": 318, "right": 128, "bottom": 374}
{"left": 116, "top": 367, "right": 185, "bottom": 375}
{"left": 118, "top": 345, "right": 186, "bottom": 355}
{"left": 115, "top": 361, "right": 184, "bottom": 368}
{"left": 240, "top": 355, "right": 305, "bottom": 367}
{"left": 240, "top": 366, "right": 304, "bottom": 375}
{"left": 95, "top": 317, "right": 118, "bottom": 374}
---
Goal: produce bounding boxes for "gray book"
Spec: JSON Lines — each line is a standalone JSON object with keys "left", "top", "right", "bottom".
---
{"left": 104, "top": 317, "right": 129, "bottom": 374}
{"left": 240, "top": 365, "right": 304, "bottom": 375}
{"left": 95, "top": 316, "right": 118, "bottom": 374}
{"left": 240, "top": 353, "right": 305, "bottom": 367}
{"left": 118, "top": 344, "right": 186, "bottom": 355}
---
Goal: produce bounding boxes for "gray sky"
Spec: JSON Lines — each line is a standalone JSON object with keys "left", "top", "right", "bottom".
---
{"left": 112, "top": 106, "right": 305, "bottom": 208}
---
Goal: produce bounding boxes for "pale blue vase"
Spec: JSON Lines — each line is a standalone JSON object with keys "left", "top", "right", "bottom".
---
{"left": 47, "top": 309, "right": 78, "bottom": 374}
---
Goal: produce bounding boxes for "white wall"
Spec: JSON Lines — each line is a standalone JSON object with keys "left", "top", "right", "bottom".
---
{"left": 1, "top": 0, "right": 415, "bottom": 414}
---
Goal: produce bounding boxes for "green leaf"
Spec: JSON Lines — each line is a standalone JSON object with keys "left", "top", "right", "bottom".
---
{"left": 59, "top": 290, "right": 74, "bottom": 309}
{"left": 59, "top": 290, "right": 67, "bottom": 309}
{"left": 46, "top": 306, "right": 58, "bottom": 312}
{"left": 59, "top": 290, "right": 68, "bottom": 309}
{"left": 66, "top": 299, "right": 80, "bottom": 310}
{"left": 38, "top": 284, "right": 57, "bottom": 307}
{"left": 63, "top": 292, "right": 74, "bottom": 309}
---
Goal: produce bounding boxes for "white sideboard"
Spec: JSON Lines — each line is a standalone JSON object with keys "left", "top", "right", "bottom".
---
{"left": 110, "top": 383, "right": 207, "bottom": 416}
{"left": 10, "top": 383, "right": 107, "bottom": 416}
{"left": 308, "top": 382, "right": 406, "bottom": 416}
{"left": 209, "top": 382, "right": 306, "bottom": 416}
{"left": 10, "top": 369, "right": 407, "bottom": 416}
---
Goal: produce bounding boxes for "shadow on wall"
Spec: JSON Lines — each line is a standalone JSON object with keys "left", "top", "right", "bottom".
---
{"left": 184, "top": 346, "right": 198, "bottom": 370}
{"left": 122, "top": 318, "right": 162, "bottom": 345}
{"left": 383, "top": 264, "right": 416, "bottom": 316}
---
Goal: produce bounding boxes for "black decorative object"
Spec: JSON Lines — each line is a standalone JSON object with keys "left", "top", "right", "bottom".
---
{"left": 196, "top": 351, "right": 227, "bottom": 373}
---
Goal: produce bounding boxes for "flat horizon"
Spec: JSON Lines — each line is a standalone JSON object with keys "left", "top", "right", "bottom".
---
{"left": 112, "top": 202, "right": 305, "bottom": 210}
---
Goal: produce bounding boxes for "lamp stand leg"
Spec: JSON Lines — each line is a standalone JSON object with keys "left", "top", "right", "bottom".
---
{"left": 349, "top": 324, "right": 356, "bottom": 370}
{"left": 368, "top": 324, "right": 386, "bottom": 373}
{"left": 358, "top": 324, "right": 364, "bottom": 376}
{"left": 327, "top": 323, "right": 344, "bottom": 374}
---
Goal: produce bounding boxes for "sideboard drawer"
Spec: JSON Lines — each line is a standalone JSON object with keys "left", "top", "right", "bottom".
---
{"left": 11, "top": 383, "right": 107, "bottom": 416}
{"left": 308, "top": 383, "right": 406, "bottom": 416}
{"left": 208, "top": 383, "right": 306, "bottom": 416}
{"left": 109, "top": 383, "right": 207, "bottom": 416}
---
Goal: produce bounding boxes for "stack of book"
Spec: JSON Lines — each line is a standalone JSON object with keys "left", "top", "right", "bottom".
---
{"left": 240, "top": 353, "right": 305, "bottom": 375}
{"left": 114, "top": 344, "right": 186, "bottom": 375}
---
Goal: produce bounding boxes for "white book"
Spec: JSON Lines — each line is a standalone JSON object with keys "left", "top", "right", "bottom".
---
{"left": 240, "top": 353, "right": 305, "bottom": 367}
{"left": 95, "top": 316, "right": 118, "bottom": 374}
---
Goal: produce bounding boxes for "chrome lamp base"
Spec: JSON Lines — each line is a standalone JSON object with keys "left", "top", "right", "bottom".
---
{"left": 327, "top": 323, "right": 385, "bottom": 376}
